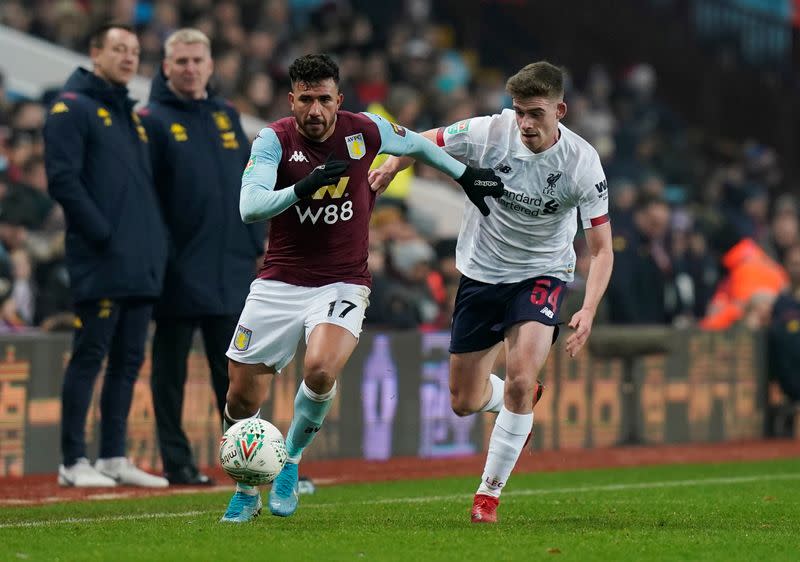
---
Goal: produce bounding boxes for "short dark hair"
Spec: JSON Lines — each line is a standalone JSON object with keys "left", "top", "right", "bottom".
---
{"left": 288, "top": 54, "right": 339, "bottom": 87}
{"left": 89, "top": 22, "right": 135, "bottom": 50}
{"left": 506, "top": 61, "right": 565, "bottom": 100}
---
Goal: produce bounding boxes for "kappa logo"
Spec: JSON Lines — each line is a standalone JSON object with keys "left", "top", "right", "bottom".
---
{"left": 543, "top": 171, "right": 562, "bottom": 196}
{"left": 289, "top": 151, "right": 309, "bottom": 162}
{"left": 170, "top": 123, "right": 188, "bottom": 142}
{"left": 212, "top": 111, "right": 232, "bottom": 131}
{"left": 97, "top": 108, "right": 112, "bottom": 126}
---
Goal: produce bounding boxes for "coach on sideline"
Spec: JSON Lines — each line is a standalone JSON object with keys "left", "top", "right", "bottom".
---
{"left": 44, "top": 23, "right": 169, "bottom": 488}
{"left": 138, "top": 29, "right": 265, "bottom": 486}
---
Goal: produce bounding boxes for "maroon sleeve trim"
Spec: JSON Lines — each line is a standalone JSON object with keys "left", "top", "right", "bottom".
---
{"left": 590, "top": 214, "right": 610, "bottom": 227}
{"left": 436, "top": 127, "right": 445, "bottom": 147}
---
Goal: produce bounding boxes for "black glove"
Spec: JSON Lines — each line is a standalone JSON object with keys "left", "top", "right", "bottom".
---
{"left": 455, "top": 167, "right": 504, "bottom": 216}
{"left": 294, "top": 154, "right": 349, "bottom": 199}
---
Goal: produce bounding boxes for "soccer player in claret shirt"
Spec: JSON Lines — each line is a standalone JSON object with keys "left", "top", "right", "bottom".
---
{"left": 373, "top": 61, "right": 614, "bottom": 523}
{"left": 220, "top": 54, "right": 504, "bottom": 522}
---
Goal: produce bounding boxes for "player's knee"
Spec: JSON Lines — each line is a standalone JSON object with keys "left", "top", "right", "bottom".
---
{"left": 226, "top": 380, "right": 261, "bottom": 416}
{"left": 303, "top": 359, "right": 336, "bottom": 394}
{"left": 450, "top": 391, "right": 480, "bottom": 417}
{"left": 504, "top": 378, "right": 533, "bottom": 407}
{"left": 226, "top": 391, "right": 261, "bottom": 417}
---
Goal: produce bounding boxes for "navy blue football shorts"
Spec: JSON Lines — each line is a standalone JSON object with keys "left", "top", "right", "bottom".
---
{"left": 449, "top": 274, "right": 568, "bottom": 354}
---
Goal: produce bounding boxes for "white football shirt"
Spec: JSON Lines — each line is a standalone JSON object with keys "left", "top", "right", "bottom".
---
{"left": 438, "top": 109, "right": 609, "bottom": 284}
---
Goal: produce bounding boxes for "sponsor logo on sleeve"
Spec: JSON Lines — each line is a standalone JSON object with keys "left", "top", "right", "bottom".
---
{"left": 595, "top": 179, "right": 608, "bottom": 200}
{"left": 389, "top": 121, "right": 406, "bottom": 137}
{"left": 243, "top": 157, "right": 256, "bottom": 177}
{"left": 446, "top": 120, "right": 471, "bottom": 135}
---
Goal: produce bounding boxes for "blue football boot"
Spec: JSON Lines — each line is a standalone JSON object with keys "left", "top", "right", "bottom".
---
{"left": 220, "top": 490, "right": 262, "bottom": 523}
{"left": 268, "top": 462, "right": 299, "bottom": 517}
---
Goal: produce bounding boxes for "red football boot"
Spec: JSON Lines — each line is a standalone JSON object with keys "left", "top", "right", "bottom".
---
{"left": 471, "top": 494, "right": 500, "bottom": 523}
{"left": 523, "top": 380, "right": 545, "bottom": 449}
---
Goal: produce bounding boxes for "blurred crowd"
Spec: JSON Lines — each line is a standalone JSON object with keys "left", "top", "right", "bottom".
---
{"left": 0, "top": 0, "right": 798, "bottom": 341}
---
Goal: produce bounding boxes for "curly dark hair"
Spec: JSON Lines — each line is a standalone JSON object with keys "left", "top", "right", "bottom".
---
{"left": 288, "top": 54, "right": 340, "bottom": 87}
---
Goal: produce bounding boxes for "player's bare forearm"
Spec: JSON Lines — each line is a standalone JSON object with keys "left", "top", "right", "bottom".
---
{"left": 581, "top": 223, "right": 614, "bottom": 314}
{"left": 565, "top": 223, "right": 612, "bottom": 357}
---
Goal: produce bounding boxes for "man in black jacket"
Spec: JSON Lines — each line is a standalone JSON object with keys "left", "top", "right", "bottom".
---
{"left": 44, "top": 23, "right": 168, "bottom": 488}
{"left": 139, "top": 29, "right": 265, "bottom": 485}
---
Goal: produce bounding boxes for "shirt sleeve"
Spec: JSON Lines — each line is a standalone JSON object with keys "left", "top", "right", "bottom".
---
{"left": 239, "top": 127, "right": 299, "bottom": 223}
{"left": 362, "top": 112, "right": 466, "bottom": 179}
{"left": 576, "top": 149, "right": 610, "bottom": 229}
{"left": 436, "top": 116, "right": 492, "bottom": 163}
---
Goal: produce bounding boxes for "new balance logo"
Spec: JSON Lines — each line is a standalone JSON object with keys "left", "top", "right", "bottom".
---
{"left": 289, "top": 151, "right": 309, "bottom": 162}
{"left": 494, "top": 163, "right": 512, "bottom": 174}
{"left": 540, "top": 307, "right": 554, "bottom": 319}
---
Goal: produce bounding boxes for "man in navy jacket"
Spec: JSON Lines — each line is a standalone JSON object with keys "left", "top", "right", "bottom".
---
{"left": 44, "top": 23, "right": 168, "bottom": 488}
{"left": 139, "top": 29, "right": 265, "bottom": 485}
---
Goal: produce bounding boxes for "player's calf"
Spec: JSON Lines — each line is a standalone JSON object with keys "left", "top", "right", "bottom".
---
{"left": 523, "top": 380, "right": 545, "bottom": 449}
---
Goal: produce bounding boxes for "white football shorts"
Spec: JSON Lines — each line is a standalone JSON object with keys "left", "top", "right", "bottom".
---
{"left": 226, "top": 278, "right": 371, "bottom": 371}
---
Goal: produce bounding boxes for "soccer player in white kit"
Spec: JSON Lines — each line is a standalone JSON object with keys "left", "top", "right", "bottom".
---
{"left": 371, "top": 61, "right": 614, "bottom": 523}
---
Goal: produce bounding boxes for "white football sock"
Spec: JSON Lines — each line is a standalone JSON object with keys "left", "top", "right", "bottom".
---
{"left": 222, "top": 404, "right": 261, "bottom": 494}
{"left": 477, "top": 407, "right": 533, "bottom": 498}
{"left": 478, "top": 374, "right": 505, "bottom": 413}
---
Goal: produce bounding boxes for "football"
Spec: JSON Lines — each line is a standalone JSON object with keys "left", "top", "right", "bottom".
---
{"left": 219, "top": 418, "right": 288, "bottom": 486}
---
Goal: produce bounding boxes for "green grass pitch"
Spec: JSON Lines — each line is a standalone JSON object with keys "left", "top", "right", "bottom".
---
{"left": 2, "top": 458, "right": 799, "bottom": 561}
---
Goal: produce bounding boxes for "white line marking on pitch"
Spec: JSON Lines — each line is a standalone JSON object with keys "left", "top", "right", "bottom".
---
{"left": 1, "top": 472, "right": 798, "bottom": 529}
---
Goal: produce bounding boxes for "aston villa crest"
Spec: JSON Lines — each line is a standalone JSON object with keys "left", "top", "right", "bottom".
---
{"left": 346, "top": 133, "right": 365, "bottom": 160}
{"left": 234, "top": 324, "right": 252, "bottom": 351}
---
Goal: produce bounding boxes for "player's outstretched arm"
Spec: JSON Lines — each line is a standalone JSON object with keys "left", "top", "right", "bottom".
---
{"left": 365, "top": 114, "right": 504, "bottom": 216}
{"left": 240, "top": 128, "right": 300, "bottom": 223}
{"left": 367, "top": 130, "right": 434, "bottom": 195}
{"left": 565, "top": 222, "right": 614, "bottom": 357}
